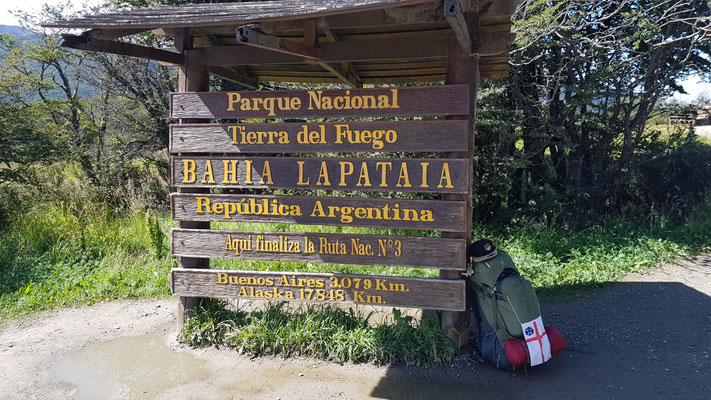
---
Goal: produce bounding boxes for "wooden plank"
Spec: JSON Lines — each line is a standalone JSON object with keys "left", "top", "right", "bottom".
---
{"left": 259, "top": 1, "right": 444, "bottom": 33}
{"left": 335, "top": 28, "right": 452, "bottom": 41}
{"left": 171, "top": 193, "right": 467, "bottom": 232}
{"left": 357, "top": 67, "right": 445, "bottom": 77}
{"left": 172, "top": 229, "right": 467, "bottom": 270}
{"left": 83, "top": 28, "right": 149, "bottom": 40}
{"left": 210, "top": 66, "right": 259, "bottom": 89}
{"left": 61, "top": 35, "right": 185, "bottom": 65}
{"left": 320, "top": 26, "right": 362, "bottom": 88}
{"left": 202, "top": 37, "right": 449, "bottom": 66}
{"left": 172, "top": 156, "right": 469, "bottom": 194}
{"left": 169, "top": 120, "right": 468, "bottom": 153}
{"left": 257, "top": 75, "right": 444, "bottom": 84}
{"left": 237, "top": 25, "right": 322, "bottom": 59}
{"left": 482, "top": 69, "right": 508, "bottom": 79}
{"left": 318, "top": 62, "right": 360, "bottom": 87}
{"left": 201, "top": 36, "right": 507, "bottom": 67}
{"left": 171, "top": 268, "right": 466, "bottom": 311}
{"left": 353, "top": 60, "right": 446, "bottom": 71}
{"left": 361, "top": 75, "right": 444, "bottom": 84}
{"left": 255, "top": 76, "right": 345, "bottom": 84}
{"left": 170, "top": 85, "right": 469, "bottom": 119}
{"left": 48, "top": 0, "right": 438, "bottom": 29}
{"left": 250, "top": 69, "right": 335, "bottom": 77}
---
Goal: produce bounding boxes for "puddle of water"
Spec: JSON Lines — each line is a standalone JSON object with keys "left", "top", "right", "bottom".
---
{"left": 53, "top": 332, "right": 211, "bottom": 400}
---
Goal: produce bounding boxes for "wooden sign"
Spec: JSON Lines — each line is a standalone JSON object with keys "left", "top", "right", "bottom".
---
{"left": 171, "top": 268, "right": 466, "bottom": 311}
{"left": 171, "top": 193, "right": 467, "bottom": 232}
{"left": 172, "top": 229, "right": 467, "bottom": 270}
{"left": 169, "top": 120, "right": 469, "bottom": 153}
{"left": 170, "top": 85, "right": 470, "bottom": 119}
{"left": 172, "top": 156, "right": 469, "bottom": 194}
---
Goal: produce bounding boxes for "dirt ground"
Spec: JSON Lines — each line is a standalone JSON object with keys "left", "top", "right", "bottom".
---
{"left": 1, "top": 254, "right": 710, "bottom": 400}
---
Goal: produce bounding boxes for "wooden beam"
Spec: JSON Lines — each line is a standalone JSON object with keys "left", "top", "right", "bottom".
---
{"left": 318, "top": 63, "right": 360, "bottom": 87}
{"left": 61, "top": 35, "right": 185, "bottom": 65}
{"left": 478, "top": 32, "right": 516, "bottom": 56}
{"left": 445, "top": 0, "right": 472, "bottom": 55}
{"left": 83, "top": 28, "right": 148, "bottom": 40}
{"left": 202, "top": 34, "right": 224, "bottom": 46}
{"left": 259, "top": 1, "right": 444, "bottom": 33}
{"left": 175, "top": 28, "right": 210, "bottom": 327}
{"left": 319, "top": 26, "right": 362, "bottom": 88}
{"left": 200, "top": 32, "right": 260, "bottom": 89}
{"left": 480, "top": 0, "right": 518, "bottom": 18}
{"left": 440, "top": 28, "right": 481, "bottom": 344}
{"left": 210, "top": 66, "right": 259, "bottom": 89}
{"left": 236, "top": 25, "right": 321, "bottom": 60}
{"left": 303, "top": 19, "right": 318, "bottom": 48}
{"left": 204, "top": 36, "right": 448, "bottom": 66}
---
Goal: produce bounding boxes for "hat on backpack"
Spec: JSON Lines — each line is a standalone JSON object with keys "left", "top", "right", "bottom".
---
{"left": 469, "top": 239, "right": 498, "bottom": 262}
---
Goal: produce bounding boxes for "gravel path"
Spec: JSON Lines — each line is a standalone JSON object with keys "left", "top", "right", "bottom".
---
{"left": 1, "top": 254, "right": 709, "bottom": 400}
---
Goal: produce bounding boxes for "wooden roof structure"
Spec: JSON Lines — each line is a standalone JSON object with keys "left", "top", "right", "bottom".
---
{"left": 47, "top": 0, "right": 517, "bottom": 88}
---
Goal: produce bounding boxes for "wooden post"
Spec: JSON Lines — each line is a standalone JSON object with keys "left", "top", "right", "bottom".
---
{"left": 175, "top": 28, "right": 211, "bottom": 327}
{"left": 441, "top": 11, "right": 479, "bottom": 345}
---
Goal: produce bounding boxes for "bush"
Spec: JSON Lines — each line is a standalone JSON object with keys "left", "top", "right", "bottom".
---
{"left": 624, "top": 138, "right": 711, "bottom": 224}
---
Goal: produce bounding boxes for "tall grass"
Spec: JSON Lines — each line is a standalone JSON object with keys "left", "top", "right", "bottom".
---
{"left": 0, "top": 202, "right": 174, "bottom": 321}
{"left": 180, "top": 300, "right": 455, "bottom": 366}
{"left": 476, "top": 195, "right": 711, "bottom": 297}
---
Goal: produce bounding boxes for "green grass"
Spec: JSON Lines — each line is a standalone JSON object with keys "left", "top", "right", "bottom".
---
{"left": 1, "top": 194, "right": 710, "bottom": 365}
{"left": 476, "top": 196, "right": 711, "bottom": 298}
{"left": 180, "top": 300, "right": 455, "bottom": 366}
{"left": 2, "top": 197, "right": 710, "bottom": 321}
{"left": 0, "top": 204, "right": 175, "bottom": 321}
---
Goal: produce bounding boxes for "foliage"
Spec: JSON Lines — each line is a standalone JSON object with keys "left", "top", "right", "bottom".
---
{"left": 180, "top": 300, "right": 456, "bottom": 366}
{"left": 476, "top": 194, "right": 711, "bottom": 298}
{"left": 0, "top": 201, "right": 174, "bottom": 321}
{"left": 473, "top": 0, "right": 711, "bottom": 227}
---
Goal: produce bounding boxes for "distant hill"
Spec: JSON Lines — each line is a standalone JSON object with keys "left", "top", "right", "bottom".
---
{"left": 1, "top": 24, "right": 99, "bottom": 100}
{"left": 0, "top": 25, "right": 33, "bottom": 40}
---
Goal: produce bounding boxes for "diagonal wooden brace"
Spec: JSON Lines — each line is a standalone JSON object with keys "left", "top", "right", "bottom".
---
{"left": 444, "top": 0, "right": 473, "bottom": 56}
{"left": 236, "top": 25, "right": 322, "bottom": 60}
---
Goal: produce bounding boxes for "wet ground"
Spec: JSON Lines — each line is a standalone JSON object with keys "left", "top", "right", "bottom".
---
{"left": 1, "top": 254, "right": 710, "bottom": 399}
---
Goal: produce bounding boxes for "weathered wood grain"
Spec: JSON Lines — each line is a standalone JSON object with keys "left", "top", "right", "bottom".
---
{"left": 170, "top": 85, "right": 469, "bottom": 119}
{"left": 48, "top": 0, "right": 439, "bottom": 29}
{"left": 61, "top": 35, "right": 185, "bottom": 65}
{"left": 171, "top": 193, "right": 467, "bottom": 232}
{"left": 201, "top": 37, "right": 449, "bottom": 66}
{"left": 172, "top": 228, "right": 467, "bottom": 270}
{"left": 172, "top": 156, "right": 469, "bottom": 194}
{"left": 171, "top": 268, "right": 466, "bottom": 311}
{"left": 169, "top": 120, "right": 468, "bottom": 153}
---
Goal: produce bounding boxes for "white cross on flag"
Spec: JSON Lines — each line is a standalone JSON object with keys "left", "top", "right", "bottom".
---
{"left": 521, "top": 316, "right": 552, "bottom": 366}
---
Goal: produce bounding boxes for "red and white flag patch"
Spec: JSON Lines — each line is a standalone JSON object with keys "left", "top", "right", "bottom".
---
{"left": 521, "top": 316, "right": 552, "bottom": 366}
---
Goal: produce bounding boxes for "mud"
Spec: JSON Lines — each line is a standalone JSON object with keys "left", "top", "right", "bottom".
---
{"left": 53, "top": 332, "right": 210, "bottom": 399}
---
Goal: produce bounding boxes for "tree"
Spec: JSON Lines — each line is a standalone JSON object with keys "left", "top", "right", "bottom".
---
{"left": 0, "top": 34, "right": 69, "bottom": 185}
{"left": 493, "top": 0, "right": 711, "bottom": 226}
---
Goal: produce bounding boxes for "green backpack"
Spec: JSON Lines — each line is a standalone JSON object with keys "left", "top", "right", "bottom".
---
{"left": 469, "top": 250, "right": 542, "bottom": 368}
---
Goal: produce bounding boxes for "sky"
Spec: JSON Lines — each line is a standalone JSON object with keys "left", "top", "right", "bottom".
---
{"left": 1, "top": 0, "right": 102, "bottom": 27}
{"left": 1, "top": 0, "right": 710, "bottom": 103}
